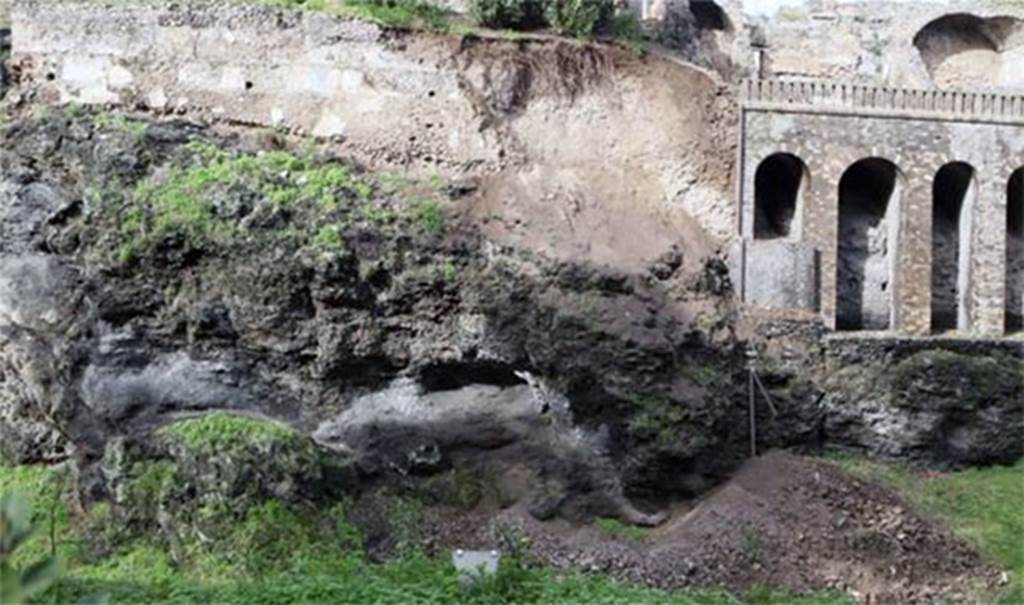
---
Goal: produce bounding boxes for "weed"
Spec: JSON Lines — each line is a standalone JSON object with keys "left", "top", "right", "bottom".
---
{"left": 412, "top": 198, "right": 445, "bottom": 234}
{"left": 738, "top": 524, "right": 763, "bottom": 562}
{"left": 594, "top": 517, "right": 650, "bottom": 542}
{"left": 334, "top": 0, "right": 452, "bottom": 31}
{"left": 0, "top": 494, "right": 63, "bottom": 604}
{"left": 608, "top": 12, "right": 645, "bottom": 56}
{"left": 627, "top": 396, "right": 688, "bottom": 446}
{"left": 440, "top": 259, "right": 458, "bottom": 284}
{"left": 312, "top": 223, "right": 346, "bottom": 251}
{"left": 680, "top": 364, "right": 721, "bottom": 388}
{"left": 94, "top": 113, "right": 148, "bottom": 140}
{"left": 63, "top": 102, "right": 86, "bottom": 120}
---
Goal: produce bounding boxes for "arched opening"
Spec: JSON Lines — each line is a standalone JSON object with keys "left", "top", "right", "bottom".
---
{"left": 753, "top": 153, "right": 808, "bottom": 240}
{"left": 1007, "top": 168, "right": 1024, "bottom": 333}
{"left": 690, "top": 0, "right": 730, "bottom": 32}
{"left": 837, "top": 158, "right": 901, "bottom": 331}
{"left": 913, "top": 14, "right": 1024, "bottom": 89}
{"left": 931, "top": 162, "right": 977, "bottom": 333}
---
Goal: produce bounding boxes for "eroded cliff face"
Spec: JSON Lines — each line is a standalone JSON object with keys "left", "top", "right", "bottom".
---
{"left": 0, "top": 109, "right": 756, "bottom": 524}
{"left": 2, "top": 108, "right": 1020, "bottom": 539}
{"left": 0, "top": 4, "right": 1021, "bottom": 543}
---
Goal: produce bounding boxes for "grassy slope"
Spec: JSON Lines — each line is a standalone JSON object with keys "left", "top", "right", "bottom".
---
{"left": 831, "top": 456, "right": 1024, "bottom": 605}
{"left": 1, "top": 464, "right": 849, "bottom": 605}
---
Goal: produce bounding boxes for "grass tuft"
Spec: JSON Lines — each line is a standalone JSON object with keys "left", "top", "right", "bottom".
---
{"left": 158, "top": 412, "right": 298, "bottom": 452}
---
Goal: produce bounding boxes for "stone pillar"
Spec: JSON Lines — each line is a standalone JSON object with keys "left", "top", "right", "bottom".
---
{"left": 895, "top": 168, "right": 933, "bottom": 336}
{"left": 740, "top": 146, "right": 758, "bottom": 240}
{"left": 805, "top": 157, "right": 842, "bottom": 329}
{"left": 969, "top": 175, "right": 1008, "bottom": 335}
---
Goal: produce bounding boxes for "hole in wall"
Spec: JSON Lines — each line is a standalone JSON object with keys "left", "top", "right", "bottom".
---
{"left": 245, "top": 81, "right": 254, "bottom": 91}
{"left": 836, "top": 158, "right": 902, "bottom": 331}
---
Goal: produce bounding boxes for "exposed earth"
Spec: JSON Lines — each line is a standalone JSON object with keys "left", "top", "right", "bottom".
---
{"left": 420, "top": 451, "right": 1002, "bottom": 604}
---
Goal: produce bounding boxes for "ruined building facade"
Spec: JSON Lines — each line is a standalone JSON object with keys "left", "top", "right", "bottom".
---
{"left": 719, "top": 0, "right": 1024, "bottom": 336}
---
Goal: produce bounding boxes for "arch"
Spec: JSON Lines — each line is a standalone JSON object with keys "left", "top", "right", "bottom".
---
{"left": 913, "top": 14, "right": 1024, "bottom": 89}
{"left": 1008, "top": 168, "right": 1024, "bottom": 333}
{"left": 753, "top": 152, "right": 809, "bottom": 240}
{"left": 836, "top": 158, "right": 902, "bottom": 331}
{"left": 930, "top": 162, "right": 977, "bottom": 333}
{"left": 690, "top": 0, "right": 731, "bottom": 32}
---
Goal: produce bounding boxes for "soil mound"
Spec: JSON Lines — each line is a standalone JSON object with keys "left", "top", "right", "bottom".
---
{"left": 423, "top": 451, "right": 1000, "bottom": 604}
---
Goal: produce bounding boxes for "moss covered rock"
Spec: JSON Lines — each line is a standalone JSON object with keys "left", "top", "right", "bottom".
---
{"left": 823, "top": 342, "right": 1024, "bottom": 466}
{"left": 99, "top": 412, "right": 356, "bottom": 558}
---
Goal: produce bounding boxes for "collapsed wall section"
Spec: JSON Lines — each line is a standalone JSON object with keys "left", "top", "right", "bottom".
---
{"left": 7, "top": 1, "right": 737, "bottom": 264}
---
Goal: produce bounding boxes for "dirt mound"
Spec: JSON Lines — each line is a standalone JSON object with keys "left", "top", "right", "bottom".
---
{"left": 421, "top": 451, "right": 1000, "bottom": 604}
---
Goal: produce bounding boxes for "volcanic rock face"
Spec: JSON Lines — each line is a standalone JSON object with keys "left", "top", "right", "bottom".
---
{"left": 0, "top": 111, "right": 751, "bottom": 522}
{"left": 0, "top": 109, "right": 1020, "bottom": 532}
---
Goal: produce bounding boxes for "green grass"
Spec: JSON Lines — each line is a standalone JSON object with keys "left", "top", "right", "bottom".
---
{"left": 232, "top": 0, "right": 453, "bottom": 31}
{"left": 1, "top": 462, "right": 852, "bottom": 605}
{"left": 595, "top": 517, "right": 650, "bottom": 542}
{"left": 105, "top": 138, "right": 447, "bottom": 262}
{"left": 158, "top": 412, "right": 299, "bottom": 452}
{"left": 830, "top": 455, "right": 1024, "bottom": 604}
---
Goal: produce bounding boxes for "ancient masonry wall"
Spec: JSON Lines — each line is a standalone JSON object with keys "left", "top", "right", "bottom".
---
{"left": 738, "top": 80, "right": 1024, "bottom": 336}
{"left": 10, "top": 2, "right": 496, "bottom": 167}
{"left": 719, "top": 0, "right": 1024, "bottom": 92}
{"left": 7, "top": 1, "right": 738, "bottom": 248}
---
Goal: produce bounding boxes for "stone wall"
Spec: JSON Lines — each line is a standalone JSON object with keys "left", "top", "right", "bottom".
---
{"left": 732, "top": 239, "right": 818, "bottom": 311}
{"left": 717, "top": 0, "right": 1024, "bottom": 91}
{"left": 738, "top": 81, "right": 1024, "bottom": 336}
{"left": 7, "top": 1, "right": 738, "bottom": 264}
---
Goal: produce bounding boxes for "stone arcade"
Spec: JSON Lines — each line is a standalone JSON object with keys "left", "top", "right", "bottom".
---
{"left": 735, "top": 80, "right": 1024, "bottom": 336}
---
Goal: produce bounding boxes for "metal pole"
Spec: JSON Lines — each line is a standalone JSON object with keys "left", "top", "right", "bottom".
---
{"left": 748, "top": 368, "right": 756, "bottom": 457}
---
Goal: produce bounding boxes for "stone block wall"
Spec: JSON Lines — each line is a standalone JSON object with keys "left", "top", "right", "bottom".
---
{"left": 718, "top": 0, "right": 1024, "bottom": 92}
{"left": 739, "top": 80, "right": 1024, "bottom": 336}
{"left": 733, "top": 239, "right": 818, "bottom": 312}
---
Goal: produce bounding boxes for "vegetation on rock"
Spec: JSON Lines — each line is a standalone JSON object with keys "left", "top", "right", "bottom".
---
{"left": 158, "top": 412, "right": 300, "bottom": 452}
{"left": 90, "top": 136, "right": 450, "bottom": 267}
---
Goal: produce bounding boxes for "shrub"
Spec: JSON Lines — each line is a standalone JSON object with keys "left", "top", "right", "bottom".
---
{"left": 470, "top": 0, "right": 545, "bottom": 29}
{"left": 543, "top": 0, "right": 614, "bottom": 37}
{"left": 0, "top": 494, "right": 63, "bottom": 604}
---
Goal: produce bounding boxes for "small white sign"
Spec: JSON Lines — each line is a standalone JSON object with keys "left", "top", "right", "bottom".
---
{"left": 452, "top": 549, "right": 500, "bottom": 584}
